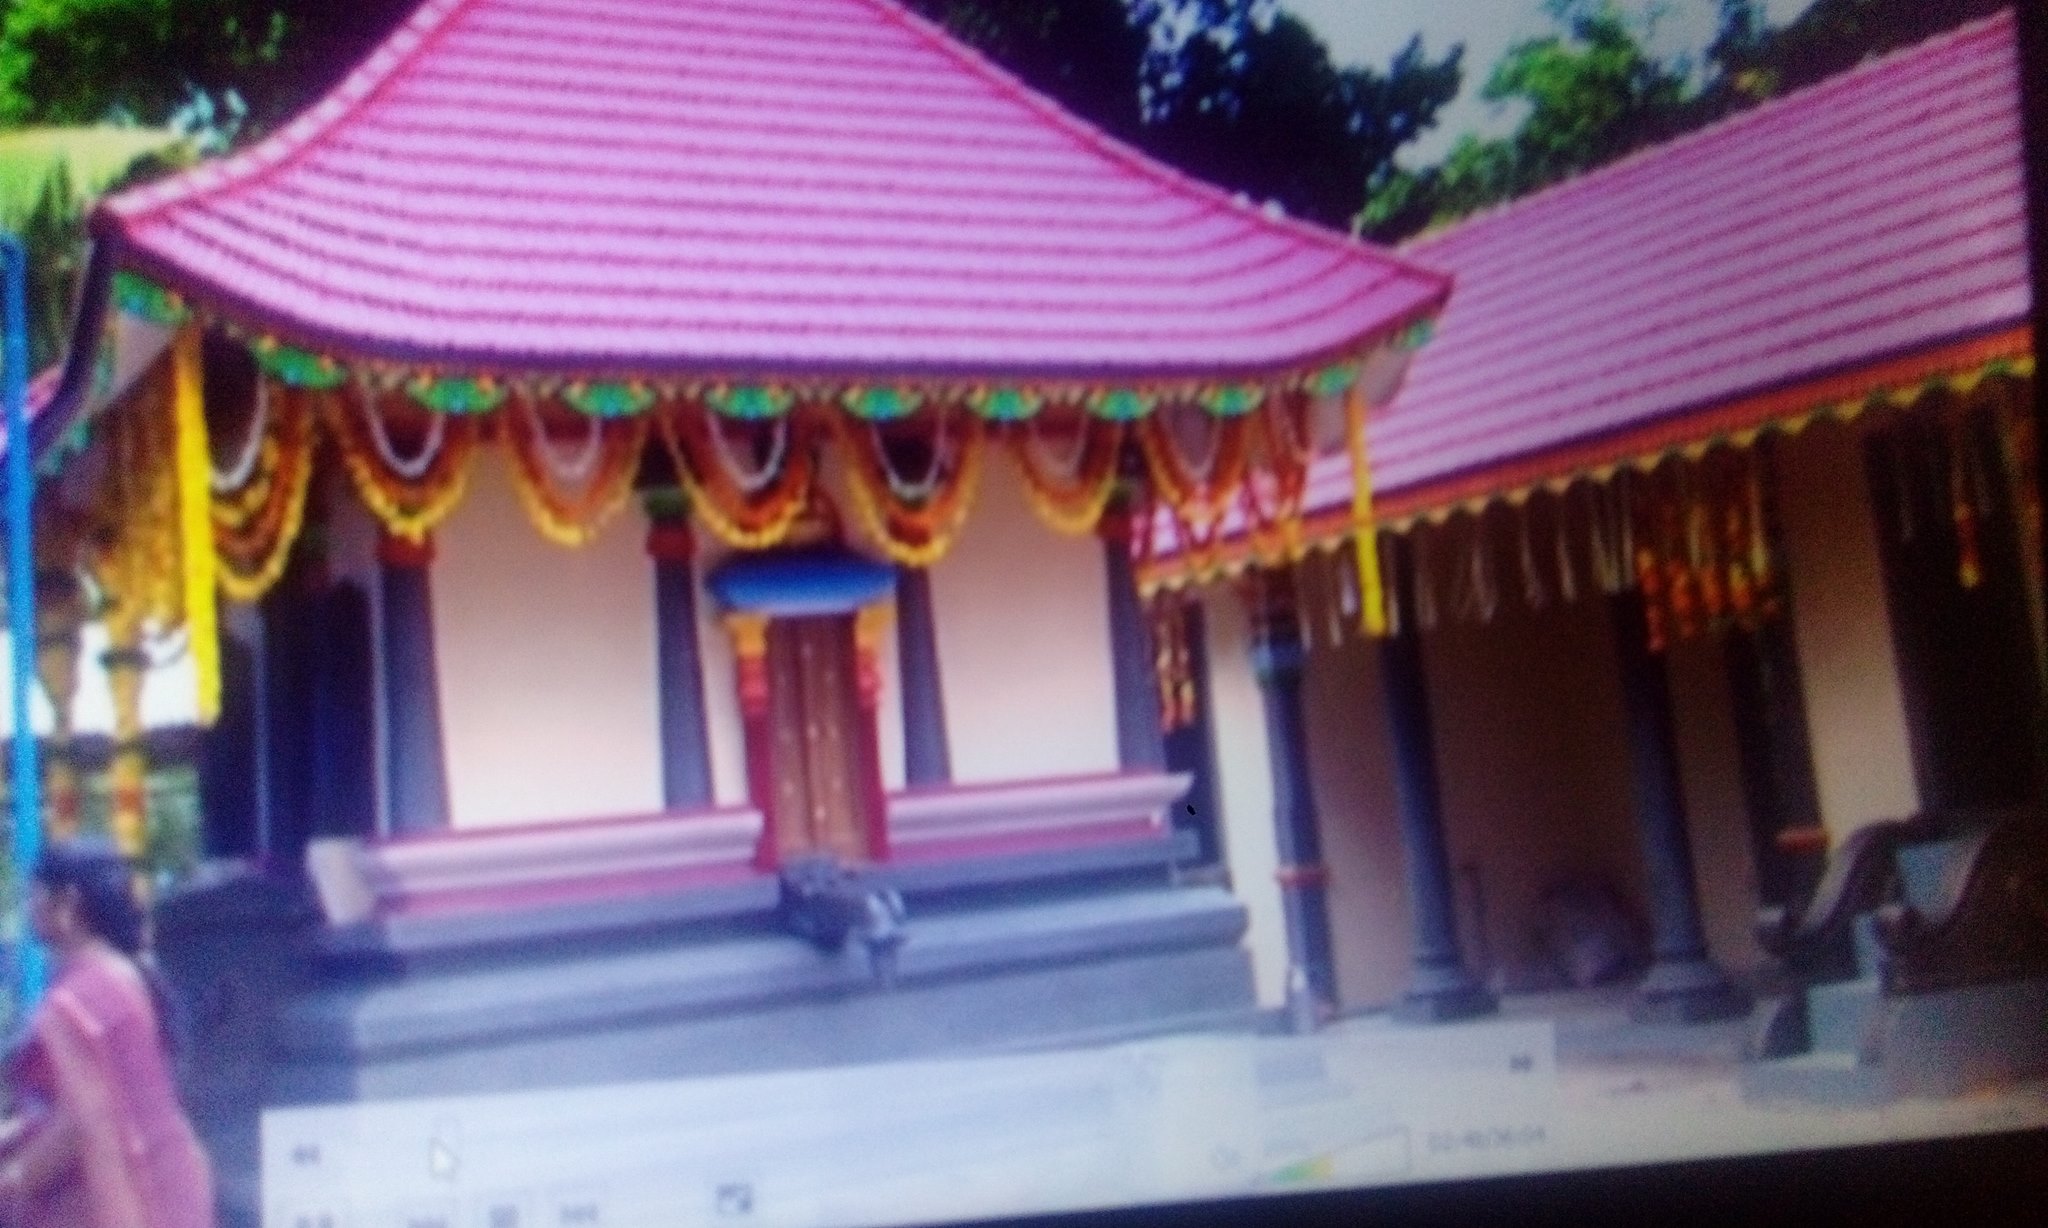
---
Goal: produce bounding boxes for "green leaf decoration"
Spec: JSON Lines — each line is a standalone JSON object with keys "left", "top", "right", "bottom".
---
{"left": 1091, "top": 388, "right": 1154, "bottom": 422}
{"left": 408, "top": 374, "right": 507, "bottom": 415}
{"left": 1400, "top": 318, "right": 1436, "bottom": 349}
{"left": 250, "top": 339, "right": 347, "bottom": 389}
{"left": 844, "top": 386, "right": 918, "bottom": 422}
{"left": 1309, "top": 364, "right": 1357, "bottom": 398}
{"left": 709, "top": 385, "right": 795, "bottom": 420}
{"left": 111, "top": 270, "right": 188, "bottom": 326}
{"left": 564, "top": 381, "right": 656, "bottom": 417}
{"left": 1200, "top": 384, "right": 1265, "bottom": 417}
{"left": 971, "top": 387, "right": 1041, "bottom": 422}
{"left": 37, "top": 420, "right": 91, "bottom": 477}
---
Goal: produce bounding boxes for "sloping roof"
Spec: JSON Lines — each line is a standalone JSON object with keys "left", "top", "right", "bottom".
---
{"left": 1296, "top": 8, "right": 2033, "bottom": 523}
{"left": 93, "top": 0, "right": 1447, "bottom": 383}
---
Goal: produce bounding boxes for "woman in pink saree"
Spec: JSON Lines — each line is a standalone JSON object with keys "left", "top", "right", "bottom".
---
{"left": 0, "top": 839, "right": 214, "bottom": 1227}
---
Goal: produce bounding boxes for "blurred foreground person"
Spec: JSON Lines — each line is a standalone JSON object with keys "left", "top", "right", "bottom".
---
{"left": 0, "top": 838, "right": 214, "bottom": 1227}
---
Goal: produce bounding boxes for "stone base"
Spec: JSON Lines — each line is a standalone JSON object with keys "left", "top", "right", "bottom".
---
{"left": 1392, "top": 965, "right": 1499, "bottom": 1024}
{"left": 1632, "top": 957, "right": 1753, "bottom": 1025}
{"left": 270, "top": 884, "right": 1257, "bottom": 1106}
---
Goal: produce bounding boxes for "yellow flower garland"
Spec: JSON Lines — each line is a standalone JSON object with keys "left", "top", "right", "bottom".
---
{"left": 502, "top": 401, "right": 649, "bottom": 547}
{"left": 172, "top": 328, "right": 222, "bottom": 725}
{"left": 833, "top": 408, "right": 987, "bottom": 568}
{"left": 213, "top": 385, "right": 316, "bottom": 603}
{"left": 322, "top": 385, "right": 478, "bottom": 543}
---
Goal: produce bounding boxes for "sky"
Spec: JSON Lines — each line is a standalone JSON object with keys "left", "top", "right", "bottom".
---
{"left": 1283, "top": 0, "right": 1821, "bottom": 166}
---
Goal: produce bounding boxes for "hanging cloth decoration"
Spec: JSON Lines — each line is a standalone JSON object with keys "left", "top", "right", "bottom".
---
{"left": 170, "top": 327, "right": 221, "bottom": 726}
{"left": 833, "top": 402, "right": 988, "bottom": 568}
{"left": 658, "top": 400, "right": 817, "bottom": 551}
{"left": 1343, "top": 383, "right": 1389, "bottom": 637}
{"left": 1950, "top": 413, "right": 1985, "bottom": 590}
{"left": 1011, "top": 411, "right": 1124, "bottom": 536}
{"left": 1239, "top": 391, "right": 1314, "bottom": 567}
{"left": 324, "top": 377, "right": 478, "bottom": 543}
{"left": 1136, "top": 401, "right": 1249, "bottom": 584}
{"left": 211, "top": 379, "right": 317, "bottom": 603}
{"left": 503, "top": 392, "right": 649, "bottom": 547}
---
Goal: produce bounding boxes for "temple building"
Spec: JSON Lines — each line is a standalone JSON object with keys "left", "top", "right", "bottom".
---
{"left": 16, "top": 0, "right": 1448, "bottom": 1127}
{"left": 1141, "top": 9, "right": 2045, "bottom": 1094}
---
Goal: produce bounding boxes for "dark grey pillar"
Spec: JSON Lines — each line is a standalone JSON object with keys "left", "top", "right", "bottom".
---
{"left": 1609, "top": 588, "right": 1752, "bottom": 1023}
{"left": 896, "top": 566, "right": 952, "bottom": 787}
{"left": 379, "top": 533, "right": 449, "bottom": 834}
{"left": 1249, "top": 568, "right": 1339, "bottom": 1015}
{"left": 1379, "top": 539, "right": 1497, "bottom": 1022}
{"left": 648, "top": 504, "right": 715, "bottom": 810}
{"left": 1102, "top": 506, "right": 1167, "bottom": 772}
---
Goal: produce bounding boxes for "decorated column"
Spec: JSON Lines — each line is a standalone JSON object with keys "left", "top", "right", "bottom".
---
{"left": 101, "top": 610, "right": 151, "bottom": 858}
{"left": 895, "top": 567, "right": 951, "bottom": 787}
{"left": 854, "top": 603, "right": 895, "bottom": 859}
{"left": 33, "top": 548, "right": 87, "bottom": 839}
{"left": 725, "top": 613, "right": 776, "bottom": 868}
{"left": 1247, "top": 566, "right": 1338, "bottom": 1017}
{"left": 378, "top": 531, "right": 449, "bottom": 834}
{"left": 1609, "top": 586, "right": 1752, "bottom": 1023}
{"left": 1379, "top": 534, "right": 1496, "bottom": 1023}
{"left": 1101, "top": 497, "right": 1167, "bottom": 773}
{"left": 646, "top": 491, "right": 715, "bottom": 810}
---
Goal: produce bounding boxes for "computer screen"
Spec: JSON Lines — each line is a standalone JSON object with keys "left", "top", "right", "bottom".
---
{"left": 1, "top": 3, "right": 2043, "bottom": 1227}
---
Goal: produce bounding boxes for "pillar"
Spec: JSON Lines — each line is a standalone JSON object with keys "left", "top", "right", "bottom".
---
{"left": 1101, "top": 503, "right": 1166, "bottom": 772}
{"left": 726, "top": 613, "right": 776, "bottom": 868}
{"left": 1247, "top": 567, "right": 1338, "bottom": 1015}
{"left": 33, "top": 564, "right": 85, "bottom": 839}
{"left": 895, "top": 566, "right": 951, "bottom": 787}
{"left": 1609, "top": 587, "right": 1751, "bottom": 1023}
{"left": 378, "top": 532, "right": 449, "bottom": 834}
{"left": 854, "top": 604, "right": 895, "bottom": 859}
{"left": 101, "top": 610, "right": 149, "bottom": 859}
{"left": 647, "top": 495, "right": 715, "bottom": 810}
{"left": 1379, "top": 535, "right": 1497, "bottom": 1023}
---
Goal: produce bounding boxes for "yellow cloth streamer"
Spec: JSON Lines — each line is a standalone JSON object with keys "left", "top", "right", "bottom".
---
{"left": 171, "top": 327, "right": 221, "bottom": 726}
{"left": 1345, "top": 381, "right": 1388, "bottom": 637}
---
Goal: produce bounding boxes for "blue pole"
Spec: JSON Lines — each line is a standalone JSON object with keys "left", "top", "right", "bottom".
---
{"left": 2, "top": 233, "right": 45, "bottom": 1017}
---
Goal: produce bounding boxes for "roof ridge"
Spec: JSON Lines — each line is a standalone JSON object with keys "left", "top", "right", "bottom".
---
{"left": 852, "top": 0, "right": 1454, "bottom": 303}
{"left": 1403, "top": 6, "right": 2017, "bottom": 254}
{"left": 98, "top": 0, "right": 483, "bottom": 231}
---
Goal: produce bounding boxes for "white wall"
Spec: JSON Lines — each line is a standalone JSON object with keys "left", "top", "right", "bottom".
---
{"left": 1202, "top": 588, "right": 1290, "bottom": 1008}
{"left": 1774, "top": 423, "right": 1921, "bottom": 839}
{"left": 429, "top": 450, "right": 667, "bottom": 827}
{"left": 925, "top": 458, "right": 1121, "bottom": 785}
{"left": 690, "top": 539, "right": 752, "bottom": 809}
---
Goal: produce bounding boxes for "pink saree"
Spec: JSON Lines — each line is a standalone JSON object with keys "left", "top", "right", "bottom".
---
{"left": 6, "top": 951, "right": 214, "bottom": 1228}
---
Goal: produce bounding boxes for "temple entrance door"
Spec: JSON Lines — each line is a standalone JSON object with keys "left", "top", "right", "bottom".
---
{"left": 766, "top": 615, "right": 876, "bottom": 863}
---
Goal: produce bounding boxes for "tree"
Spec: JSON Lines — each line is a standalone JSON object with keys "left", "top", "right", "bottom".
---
{"left": 0, "top": 1, "right": 416, "bottom": 132}
{"left": 1363, "top": 0, "right": 1688, "bottom": 240}
{"left": 909, "top": 0, "right": 1462, "bottom": 232}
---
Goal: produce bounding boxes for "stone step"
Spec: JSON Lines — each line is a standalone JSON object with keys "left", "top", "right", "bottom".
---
{"left": 1739, "top": 1050, "right": 1891, "bottom": 1109}
{"left": 1807, "top": 976, "right": 1880, "bottom": 1056}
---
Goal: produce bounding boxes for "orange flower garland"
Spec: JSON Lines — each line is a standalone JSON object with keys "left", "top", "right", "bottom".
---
{"left": 833, "top": 404, "right": 987, "bottom": 568}
{"left": 657, "top": 399, "right": 819, "bottom": 550}
{"left": 502, "top": 394, "right": 649, "bottom": 546}
{"left": 1238, "top": 392, "right": 1312, "bottom": 566}
{"left": 322, "top": 382, "right": 479, "bottom": 543}
{"left": 213, "top": 384, "right": 316, "bottom": 602}
{"left": 1010, "top": 411, "right": 1124, "bottom": 536}
{"left": 1136, "top": 404, "right": 1249, "bottom": 583}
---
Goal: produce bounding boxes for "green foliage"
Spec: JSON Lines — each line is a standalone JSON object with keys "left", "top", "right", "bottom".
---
{"left": 906, "top": 0, "right": 1462, "bottom": 232}
{"left": 1363, "top": 0, "right": 2009, "bottom": 244}
{"left": 0, "top": 1, "right": 417, "bottom": 132}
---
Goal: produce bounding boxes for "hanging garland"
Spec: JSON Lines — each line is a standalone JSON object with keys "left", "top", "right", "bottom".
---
{"left": 1010, "top": 410, "right": 1124, "bottom": 536}
{"left": 502, "top": 391, "right": 649, "bottom": 546}
{"left": 322, "top": 379, "right": 479, "bottom": 543}
{"left": 212, "top": 382, "right": 316, "bottom": 603}
{"left": 1136, "top": 403, "right": 1249, "bottom": 584}
{"left": 658, "top": 398, "right": 818, "bottom": 550}
{"left": 833, "top": 402, "right": 988, "bottom": 568}
{"left": 1238, "top": 391, "right": 1313, "bottom": 567}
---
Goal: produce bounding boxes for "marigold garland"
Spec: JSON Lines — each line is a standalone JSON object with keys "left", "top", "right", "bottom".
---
{"left": 502, "top": 393, "right": 649, "bottom": 546}
{"left": 322, "top": 383, "right": 479, "bottom": 543}
{"left": 1010, "top": 412, "right": 1124, "bottom": 536}
{"left": 657, "top": 400, "right": 818, "bottom": 550}
{"left": 1238, "top": 392, "right": 1312, "bottom": 567}
{"left": 1137, "top": 405, "right": 1249, "bottom": 585}
{"left": 833, "top": 404, "right": 987, "bottom": 568}
{"left": 213, "top": 383, "right": 316, "bottom": 603}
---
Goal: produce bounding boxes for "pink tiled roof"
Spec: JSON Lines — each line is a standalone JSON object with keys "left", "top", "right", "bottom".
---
{"left": 96, "top": 0, "right": 1447, "bottom": 383}
{"left": 1301, "top": 8, "right": 2032, "bottom": 517}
